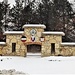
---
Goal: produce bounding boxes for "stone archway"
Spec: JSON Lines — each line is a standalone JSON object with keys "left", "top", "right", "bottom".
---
{"left": 27, "top": 44, "right": 41, "bottom": 53}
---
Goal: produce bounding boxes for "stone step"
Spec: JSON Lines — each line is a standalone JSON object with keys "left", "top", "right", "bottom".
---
{"left": 27, "top": 53, "right": 41, "bottom": 58}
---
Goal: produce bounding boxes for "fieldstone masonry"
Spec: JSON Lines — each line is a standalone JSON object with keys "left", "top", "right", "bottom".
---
{"left": 0, "top": 24, "right": 75, "bottom": 57}
{"left": 41, "top": 34, "right": 62, "bottom": 56}
{"left": 60, "top": 44, "right": 75, "bottom": 56}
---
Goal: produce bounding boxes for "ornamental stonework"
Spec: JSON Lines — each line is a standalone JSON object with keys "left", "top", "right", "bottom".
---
{"left": 0, "top": 24, "right": 75, "bottom": 57}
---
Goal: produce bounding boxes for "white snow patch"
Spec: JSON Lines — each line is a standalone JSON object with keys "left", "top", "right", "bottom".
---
{"left": 0, "top": 42, "right": 6, "bottom": 45}
{"left": 0, "top": 56, "right": 75, "bottom": 75}
{"left": 27, "top": 53, "right": 41, "bottom": 56}
{"left": 8, "top": 22, "right": 15, "bottom": 26}
{"left": 23, "top": 24, "right": 46, "bottom": 29}
{"left": 3, "top": 31, "right": 24, "bottom": 35}
{"left": 42, "top": 32, "right": 65, "bottom": 36}
{"left": 61, "top": 42, "right": 75, "bottom": 45}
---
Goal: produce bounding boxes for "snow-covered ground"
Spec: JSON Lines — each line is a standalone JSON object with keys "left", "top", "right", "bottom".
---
{"left": 0, "top": 56, "right": 75, "bottom": 75}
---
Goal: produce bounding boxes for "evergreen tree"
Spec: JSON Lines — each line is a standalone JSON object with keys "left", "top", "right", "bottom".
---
{"left": 35, "top": 0, "right": 74, "bottom": 41}
{"left": 10, "top": 0, "right": 24, "bottom": 31}
{"left": 53, "top": 0, "right": 73, "bottom": 30}
{"left": 0, "top": 2, "right": 9, "bottom": 41}
{"left": 36, "top": 0, "right": 73, "bottom": 31}
{"left": 0, "top": 2, "right": 5, "bottom": 32}
{"left": 22, "top": 0, "right": 37, "bottom": 25}
{"left": 53, "top": 0, "right": 74, "bottom": 41}
{"left": 2, "top": 3, "right": 11, "bottom": 32}
{"left": 37, "top": 0, "right": 58, "bottom": 31}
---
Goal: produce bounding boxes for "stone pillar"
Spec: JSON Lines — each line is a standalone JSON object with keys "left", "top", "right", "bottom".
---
{"left": 41, "top": 32, "right": 64, "bottom": 56}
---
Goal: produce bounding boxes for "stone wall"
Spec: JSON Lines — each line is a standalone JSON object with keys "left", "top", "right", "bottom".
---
{"left": 1, "top": 24, "right": 75, "bottom": 57}
{"left": 59, "top": 45, "right": 75, "bottom": 56}
{"left": 0, "top": 25, "right": 45, "bottom": 57}
{"left": 41, "top": 35, "right": 62, "bottom": 56}
{"left": 2, "top": 34, "right": 26, "bottom": 56}
{"left": 0, "top": 45, "right": 5, "bottom": 55}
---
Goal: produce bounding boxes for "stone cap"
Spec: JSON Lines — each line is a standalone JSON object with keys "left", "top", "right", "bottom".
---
{"left": 42, "top": 32, "right": 65, "bottom": 36}
{"left": 61, "top": 42, "right": 75, "bottom": 46}
{"left": 0, "top": 42, "right": 6, "bottom": 45}
{"left": 23, "top": 24, "right": 46, "bottom": 29}
{"left": 3, "top": 31, "right": 24, "bottom": 35}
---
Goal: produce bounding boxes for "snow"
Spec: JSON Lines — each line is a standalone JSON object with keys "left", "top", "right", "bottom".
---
{"left": 3, "top": 31, "right": 24, "bottom": 35}
{"left": 42, "top": 32, "right": 65, "bottom": 36}
{"left": 0, "top": 56, "right": 75, "bottom": 75}
{"left": 27, "top": 53, "right": 41, "bottom": 56}
{"left": 8, "top": 22, "right": 15, "bottom": 26}
{"left": 23, "top": 24, "right": 46, "bottom": 29}
{"left": 0, "top": 42, "right": 6, "bottom": 45}
{"left": 61, "top": 42, "right": 75, "bottom": 45}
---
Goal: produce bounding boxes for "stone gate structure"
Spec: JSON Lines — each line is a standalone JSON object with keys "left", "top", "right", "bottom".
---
{"left": 0, "top": 24, "right": 75, "bottom": 57}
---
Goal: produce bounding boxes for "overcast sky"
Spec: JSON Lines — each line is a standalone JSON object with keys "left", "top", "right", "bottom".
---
{"left": 0, "top": 0, "right": 74, "bottom": 7}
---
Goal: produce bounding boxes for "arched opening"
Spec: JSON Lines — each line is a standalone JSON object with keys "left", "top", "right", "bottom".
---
{"left": 27, "top": 44, "right": 41, "bottom": 53}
